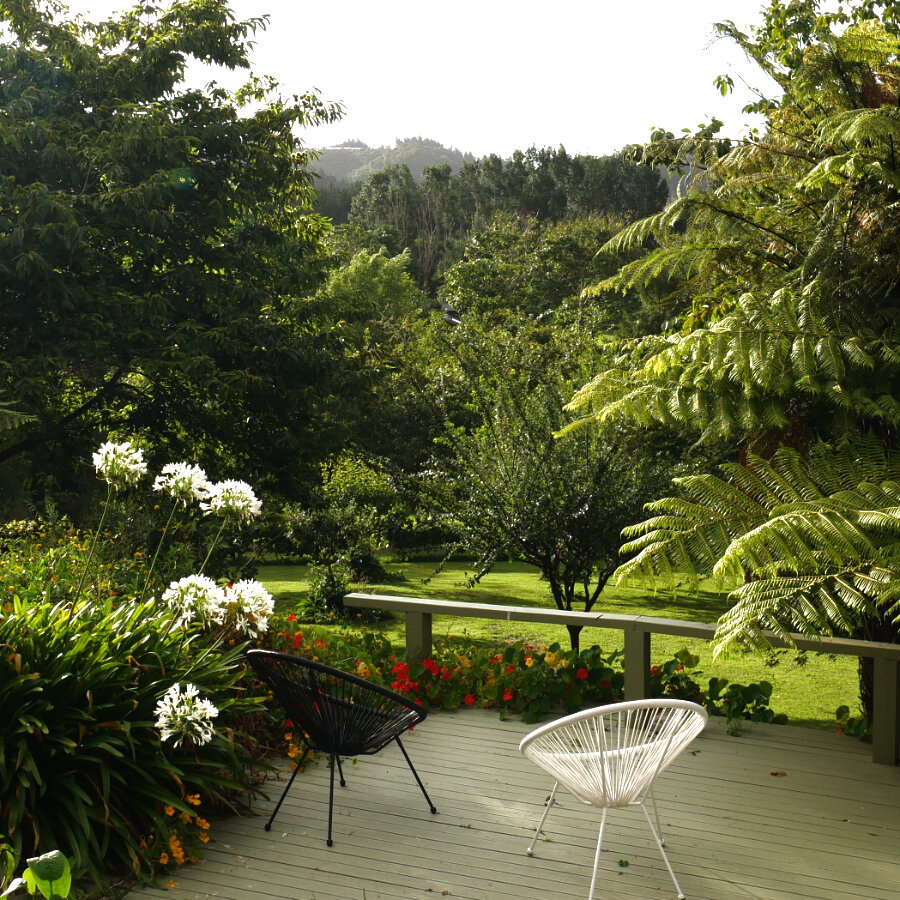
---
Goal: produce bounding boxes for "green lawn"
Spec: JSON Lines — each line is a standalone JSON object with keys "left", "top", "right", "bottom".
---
{"left": 259, "top": 559, "right": 861, "bottom": 731}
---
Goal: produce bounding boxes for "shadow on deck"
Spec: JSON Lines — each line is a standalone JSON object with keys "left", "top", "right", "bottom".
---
{"left": 128, "top": 709, "right": 900, "bottom": 900}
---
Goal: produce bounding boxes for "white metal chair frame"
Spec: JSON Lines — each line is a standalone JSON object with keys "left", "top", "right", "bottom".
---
{"left": 519, "top": 699, "right": 708, "bottom": 900}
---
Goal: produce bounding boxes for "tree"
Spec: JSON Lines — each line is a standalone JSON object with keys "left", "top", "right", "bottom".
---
{"left": 566, "top": 1, "right": 900, "bottom": 714}
{"left": 426, "top": 322, "right": 687, "bottom": 651}
{"left": 0, "top": 0, "right": 341, "bottom": 508}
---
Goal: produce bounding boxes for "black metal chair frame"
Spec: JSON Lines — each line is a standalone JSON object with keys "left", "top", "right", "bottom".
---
{"left": 246, "top": 649, "right": 437, "bottom": 846}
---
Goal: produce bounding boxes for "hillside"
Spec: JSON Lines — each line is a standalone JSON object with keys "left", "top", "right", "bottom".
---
{"left": 312, "top": 137, "right": 476, "bottom": 184}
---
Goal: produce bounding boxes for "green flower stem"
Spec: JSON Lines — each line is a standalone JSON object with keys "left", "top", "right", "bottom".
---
{"left": 66, "top": 483, "right": 112, "bottom": 628}
{"left": 140, "top": 500, "right": 180, "bottom": 603}
{"left": 199, "top": 517, "right": 228, "bottom": 575}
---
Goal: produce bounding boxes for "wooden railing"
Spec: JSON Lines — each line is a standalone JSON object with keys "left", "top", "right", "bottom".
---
{"left": 343, "top": 592, "right": 900, "bottom": 766}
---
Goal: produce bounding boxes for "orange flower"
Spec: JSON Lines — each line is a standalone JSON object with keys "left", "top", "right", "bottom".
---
{"left": 185, "top": 793, "right": 201, "bottom": 806}
{"left": 179, "top": 812, "right": 191, "bottom": 825}
{"left": 159, "top": 852, "right": 170, "bottom": 866}
{"left": 196, "top": 817, "right": 210, "bottom": 830}
{"left": 163, "top": 805, "right": 175, "bottom": 817}
{"left": 198, "top": 831, "right": 210, "bottom": 843}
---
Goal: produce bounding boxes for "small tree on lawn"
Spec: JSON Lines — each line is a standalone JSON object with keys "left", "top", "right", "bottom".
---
{"left": 426, "top": 322, "right": 682, "bottom": 651}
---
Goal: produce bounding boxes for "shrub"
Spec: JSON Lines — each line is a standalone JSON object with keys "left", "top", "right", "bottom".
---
{"left": 0, "top": 590, "right": 264, "bottom": 883}
{"left": 264, "top": 620, "right": 788, "bottom": 731}
{"left": 0, "top": 442, "right": 275, "bottom": 888}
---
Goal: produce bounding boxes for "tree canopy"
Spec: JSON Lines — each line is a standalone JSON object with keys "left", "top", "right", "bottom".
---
{"left": 0, "top": 0, "right": 341, "bottom": 506}
{"left": 566, "top": 1, "right": 900, "bottom": 668}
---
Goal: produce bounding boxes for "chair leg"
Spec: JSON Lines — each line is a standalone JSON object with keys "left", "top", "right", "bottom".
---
{"left": 264, "top": 745, "right": 310, "bottom": 832}
{"left": 394, "top": 736, "right": 437, "bottom": 814}
{"left": 649, "top": 786, "right": 665, "bottom": 846}
{"left": 526, "top": 781, "right": 559, "bottom": 856}
{"left": 639, "top": 802, "right": 685, "bottom": 899}
{"left": 335, "top": 754, "right": 346, "bottom": 787}
{"left": 587, "top": 807, "right": 609, "bottom": 900}
{"left": 327, "top": 753, "right": 336, "bottom": 847}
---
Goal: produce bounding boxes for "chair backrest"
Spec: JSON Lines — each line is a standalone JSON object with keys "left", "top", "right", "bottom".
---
{"left": 246, "top": 649, "right": 426, "bottom": 756}
{"left": 519, "top": 699, "right": 708, "bottom": 808}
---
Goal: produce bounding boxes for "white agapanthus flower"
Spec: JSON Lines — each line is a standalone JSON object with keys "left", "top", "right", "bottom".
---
{"left": 161, "top": 574, "right": 226, "bottom": 628}
{"left": 154, "top": 683, "right": 219, "bottom": 748}
{"left": 153, "top": 462, "right": 210, "bottom": 503}
{"left": 92, "top": 440, "right": 147, "bottom": 490}
{"left": 223, "top": 579, "right": 274, "bottom": 637}
{"left": 200, "top": 480, "right": 262, "bottom": 522}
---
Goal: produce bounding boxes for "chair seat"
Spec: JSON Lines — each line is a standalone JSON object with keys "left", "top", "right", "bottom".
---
{"left": 245, "top": 649, "right": 436, "bottom": 845}
{"left": 519, "top": 699, "right": 707, "bottom": 900}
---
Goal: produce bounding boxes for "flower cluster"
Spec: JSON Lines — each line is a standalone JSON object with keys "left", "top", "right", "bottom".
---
{"left": 153, "top": 462, "right": 210, "bottom": 503}
{"left": 222, "top": 579, "right": 274, "bottom": 637}
{"left": 200, "top": 480, "right": 262, "bottom": 522}
{"left": 92, "top": 440, "right": 148, "bottom": 490}
{"left": 154, "top": 683, "right": 219, "bottom": 747}
{"left": 162, "top": 575, "right": 226, "bottom": 628}
{"left": 266, "top": 625, "right": 625, "bottom": 723}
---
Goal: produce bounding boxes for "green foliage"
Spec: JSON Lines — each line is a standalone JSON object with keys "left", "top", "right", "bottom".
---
{"left": 303, "top": 559, "right": 353, "bottom": 619}
{"left": 0, "top": 525, "right": 265, "bottom": 884}
{"left": 566, "top": 2, "right": 900, "bottom": 710}
{"left": 263, "top": 622, "right": 788, "bottom": 731}
{"left": 571, "top": 12, "right": 900, "bottom": 443}
{"left": 0, "top": 0, "right": 343, "bottom": 507}
{"left": 15, "top": 851, "right": 71, "bottom": 900}
{"left": 615, "top": 436, "right": 900, "bottom": 655}
{"left": 835, "top": 703, "right": 871, "bottom": 739}
{"left": 347, "top": 148, "right": 668, "bottom": 289}
{"left": 424, "top": 320, "right": 694, "bottom": 649}
{"left": 284, "top": 450, "right": 400, "bottom": 586}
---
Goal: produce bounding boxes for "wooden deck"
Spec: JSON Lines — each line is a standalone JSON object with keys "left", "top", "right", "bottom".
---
{"left": 128, "top": 710, "right": 900, "bottom": 900}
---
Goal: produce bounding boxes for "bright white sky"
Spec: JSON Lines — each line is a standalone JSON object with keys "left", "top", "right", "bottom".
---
{"left": 61, "top": 0, "right": 774, "bottom": 157}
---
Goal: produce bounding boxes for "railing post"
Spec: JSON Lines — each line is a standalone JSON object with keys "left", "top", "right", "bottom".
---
{"left": 624, "top": 629, "right": 651, "bottom": 700}
{"left": 405, "top": 611, "right": 432, "bottom": 663}
{"left": 872, "top": 657, "right": 900, "bottom": 765}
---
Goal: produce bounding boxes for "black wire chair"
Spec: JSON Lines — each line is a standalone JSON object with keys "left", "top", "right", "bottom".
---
{"left": 246, "top": 649, "right": 437, "bottom": 846}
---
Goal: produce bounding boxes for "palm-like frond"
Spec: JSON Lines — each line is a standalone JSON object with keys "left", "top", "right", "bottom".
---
{"left": 615, "top": 438, "right": 900, "bottom": 653}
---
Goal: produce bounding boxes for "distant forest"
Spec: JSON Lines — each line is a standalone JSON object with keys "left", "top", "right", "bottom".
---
{"left": 313, "top": 137, "right": 670, "bottom": 290}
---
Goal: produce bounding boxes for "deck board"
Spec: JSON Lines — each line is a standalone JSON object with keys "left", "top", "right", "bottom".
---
{"left": 127, "top": 710, "right": 900, "bottom": 900}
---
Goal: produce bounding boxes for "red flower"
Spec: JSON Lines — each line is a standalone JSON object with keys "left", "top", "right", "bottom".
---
{"left": 505, "top": 664, "right": 514, "bottom": 674}
{"left": 286, "top": 613, "right": 296, "bottom": 622}
{"left": 291, "top": 634, "right": 303, "bottom": 650}
{"left": 441, "top": 670, "right": 451, "bottom": 681}
{"left": 491, "top": 655, "right": 502, "bottom": 665}
{"left": 464, "top": 694, "right": 476, "bottom": 706}
{"left": 651, "top": 665, "right": 660, "bottom": 676}
{"left": 502, "top": 688, "right": 513, "bottom": 702}
{"left": 576, "top": 668, "right": 588, "bottom": 680}
{"left": 599, "top": 680, "right": 610, "bottom": 689}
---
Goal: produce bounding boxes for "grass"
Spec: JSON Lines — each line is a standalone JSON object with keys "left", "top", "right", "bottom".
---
{"left": 259, "top": 559, "right": 861, "bottom": 731}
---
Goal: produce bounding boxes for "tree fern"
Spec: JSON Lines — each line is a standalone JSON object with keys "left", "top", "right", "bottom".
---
{"left": 615, "top": 438, "right": 900, "bottom": 654}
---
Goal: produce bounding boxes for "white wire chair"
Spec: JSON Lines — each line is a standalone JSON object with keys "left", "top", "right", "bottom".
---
{"left": 519, "top": 699, "right": 708, "bottom": 900}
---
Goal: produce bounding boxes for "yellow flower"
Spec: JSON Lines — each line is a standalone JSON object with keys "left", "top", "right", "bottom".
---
{"left": 166, "top": 879, "right": 177, "bottom": 889}
{"left": 185, "top": 793, "right": 201, "bottom": 806}
{"left": 196, "top": 817, "right": 210, "bottom": 830}
{"left": 525, "top": 655, "right": 534, "bottom": 668}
